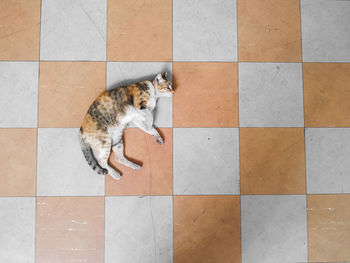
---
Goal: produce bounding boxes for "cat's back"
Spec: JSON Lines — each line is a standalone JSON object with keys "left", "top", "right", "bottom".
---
{"left": 81, "top": 86, "right": 130, "bottom": 132}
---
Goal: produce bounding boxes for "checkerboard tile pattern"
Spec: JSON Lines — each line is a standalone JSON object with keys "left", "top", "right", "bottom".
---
{"left": 1, "top": 0, "right": 350, "bottom": 262}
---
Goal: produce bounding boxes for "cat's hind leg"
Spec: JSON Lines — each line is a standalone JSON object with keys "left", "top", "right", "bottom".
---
{"left": 94, "top": 139, "right": 121, "bottom": 180}
{"left": 112, "top": 141, "right": 141, "bottom": 170}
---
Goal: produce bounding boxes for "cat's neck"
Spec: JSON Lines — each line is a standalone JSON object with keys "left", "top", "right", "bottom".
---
{"left": 145, "top": 80, "right": 158, "bottom": 99}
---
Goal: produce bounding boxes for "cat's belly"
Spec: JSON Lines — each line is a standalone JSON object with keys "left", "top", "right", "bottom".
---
{"left": 107, "top": 106, "right": 143, "bottom": 144}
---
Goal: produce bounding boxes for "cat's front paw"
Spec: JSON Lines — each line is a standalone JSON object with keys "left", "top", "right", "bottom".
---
{"left": 154, "top": 135, "right": 164, "bottom": 145}
{"left": 109, "top": 170, "right": 121, "bottom": 180}
{"left": 132, "top": 164, "right": 142, "bottom": 170}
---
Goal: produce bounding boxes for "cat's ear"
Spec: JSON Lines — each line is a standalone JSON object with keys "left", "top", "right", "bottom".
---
{"left": 162, "top": 71, "right": 168, "bottom": 79}
{"left": 155, "top": 73, "right": 162, "bottom": 85}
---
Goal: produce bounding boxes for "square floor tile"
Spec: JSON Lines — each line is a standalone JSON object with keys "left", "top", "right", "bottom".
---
{"left": 238, "top": 0, "right": 302, "bottom": 62}
{"left": 37, "top": 128, "right": 105, "bottom": 196}
{"left": 40, "top": 0, "right": 106, "bottom": 60}
{"left": 306, "top": 128, "right": 350, "bottom": 194}
{"left": 241, "top": 195, "right": 307, "bottom": 263}
{"left": 240, "top": 128, "right": 306, "bottom": 194}
{"left": 301, "top": 0, "right": 350, "bottom": 62}
{"left": 0, "top": 197, "right": 35, "bottom": 263}
{"left": 107, "top": 62, "right": 172, "bottom": 127}
{"left": 0, "top": 0, "right": 40, "bottom": 60}
{"left": 308, "top": 194, "right": 350, "bottom": 262}
{"left": 174, "top": 196, "right": 241, "bottom": 263}
{"left": 107, "top": 0, "right": 172, "bottom": 61}
{"left": 0, "top": 129, "right": 36, "bottom": 196}
{"left": 39, "top": 62, "right": 106, "bottom": 128}
{"left": 239, "top": 63, "right": 304, "bottom": 127}
{"left": 173, "top": 63, "right": 238, "bottom": 127}
{"left": 174, "top": 128, "right": 239, "bottom": 195}
{"left": 36, "top": 197, "right": 104, "bottom": 263}
{"left": 173, "top": 0, "right": 237, "bottom": 61}
{"left": 106, "top": 196, "right": 173, "bottom": 263}
{"left": 304, "top": 63, "right": 350, "bottom": 127}
{"left": 0, "top": 62, "right": 38, "bottom": 127}
{"left": 106, "top": 128, "right": 172, "bottom": 196}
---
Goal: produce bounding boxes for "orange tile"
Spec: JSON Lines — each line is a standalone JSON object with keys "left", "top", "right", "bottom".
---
{"left": 36, "top": 197, "right": 104, "bottom": 263}
{"left": 106, "top": 128, "right": 172, "bottom": 196}
{"left": 237, "top": 0, "right": 302, "bottom": 62}
{"left": 107, "top": 0, "right": 172, "bottom": 61}
{"left": 308, "top": 195, "right": 350, "bottom": 262}
{"left": 0, "top": 129, "right": 36, "bottom": 196}
{"left": 0, "top": 0, "right": 40, "bottom": 60}
{"left": 304, "top": 63, "right": 350, "bottom": 127}
{"left": 173, "top": 62, "right": 238, "bottom": 127}
{"left": 174, "top": 196, "right": 241, "bottom": 263}
{"left": 240, "top": 128, "right": 306, "bottom": 194}
{"left": 38, "top": 62, "right": 106, "bottom": 128}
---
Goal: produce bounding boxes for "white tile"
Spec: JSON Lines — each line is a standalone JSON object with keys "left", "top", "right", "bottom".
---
{"left": 174, "top": 128, "right": 240, "bottom": 195}
{"left": 107, "top": 62, "right": 172, "bottom": 127}
{"left": 239, "top": 63, "right": 304, "bottom": 127}
{"left": 37, "top": 128, "right": 104, "bottom": 196}
{"left": 301, "top": 0, "right": 350, "bottom": 62}
{"left": 0, "top": 62, "right": 38, "bottom": 127}
{"left": 40, "top": 0, "right": 106, "bottom": 60}
{"left": 306, "top": 128, "right": 350, "bottom": 194}
{"left": 0, "top": 197, "right": 35, "bottom": 263}
{"left": 173, "top": 0, "right": 237, "bottom": 61}
{"left": 241, "top": 195, "right": 308, "bottom": 263}
{"left": 106, "top": 196, "right": 173, "bottom": 263}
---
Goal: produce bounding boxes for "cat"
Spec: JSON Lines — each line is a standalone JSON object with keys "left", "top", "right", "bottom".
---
{"left": 79, "top": 72, "right": 173, "bottom": 180}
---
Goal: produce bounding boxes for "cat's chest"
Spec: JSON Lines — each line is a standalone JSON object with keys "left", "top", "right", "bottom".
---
{"left": 146, "top": 97, "right": 156, "bottom": 111}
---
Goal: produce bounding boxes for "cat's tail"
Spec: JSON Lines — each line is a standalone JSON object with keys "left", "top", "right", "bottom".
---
{"left": 79, "top": 129, "right": 108, "bottom": 175}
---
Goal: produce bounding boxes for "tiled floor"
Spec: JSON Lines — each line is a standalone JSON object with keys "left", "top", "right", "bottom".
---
{"left": 0, "top": 0, "right": 349, "bottom": 262}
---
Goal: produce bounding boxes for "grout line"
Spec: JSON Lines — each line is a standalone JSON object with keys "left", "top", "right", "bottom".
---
{"left": 104, "top": 1, "right": 108, "bottom": 262}
{"left": 174, "top": 193, "right": 301, "bottom": 196}
{"left": 240, "top": 196, "right": 243, "bottom": 261}
{"left": 34, "top": 0, "right": 43, "bottom": 261}
{"left": 298, "top": 0, "right": 310, "bottom": 261}
{"left": 1, "top": 126, "right": 350, "bottom": 129}
{"left": 236, "top": 0, "right": 239, "bottom": 63}
{"left": 103, "top": 195, "right": 106, "bottom": 263}
{"left": 172, "top": 0, "right": 175, "bottom": 261}
{"left": 236, "top": 0, "right": 241, "bottom": 201}
{"left": 1, "top": 193, "right": 349, "bottom": 198}
{"left": 236, "top": 0, "right": 241, "bottom": 206}
{"left": 172, "top": 126, "right": 350, "bottom": 129}
{"left": 2, "top": 126, "right": 350, "bottom": 129}
{"left": 1, "top": 60, "right": 349, "bottom": 63}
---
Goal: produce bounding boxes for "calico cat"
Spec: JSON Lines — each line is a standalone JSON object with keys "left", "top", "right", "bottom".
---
{"left": 79, "top": 72, "right": 173, "bottom": 180}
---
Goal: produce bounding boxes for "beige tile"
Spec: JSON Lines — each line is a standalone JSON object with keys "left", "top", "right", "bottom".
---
{"left": 36, "top": 197, "right": 104, "bottom": 263}
{"left": 238, "top": 0, "right": 302, "bottom": 62}
{"left": 308, "top": 195, "right": 350, "bottom": 262}
{"left": 0, "top": 0, "right": 40, "bottom": 60}
{"left": 38, "top": 62, "right": 106, "bottom": 128}
{"left": 240, "top": 128, "right": 306, "bottom": 194}
{"left": 173, "top": 62, "right": 238, "bottom": 127}
{"left": 0, "top": 129, "right": 36, "bottom": 196}
{"left": 304, "top": 63, "right": 350, "bottom": 127}
{"left": 107, "top": 0, "right": 172, "bottom": 61}
{"left": 174, "top": 196, "right": 241, "bottom": 263}
{"left": 106, "top": 128, "right": 172, "bottom": 196}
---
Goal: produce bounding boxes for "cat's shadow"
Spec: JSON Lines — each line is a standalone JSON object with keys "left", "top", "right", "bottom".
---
{"left": 107, "top": 69, "right": 172, "bottom": 91}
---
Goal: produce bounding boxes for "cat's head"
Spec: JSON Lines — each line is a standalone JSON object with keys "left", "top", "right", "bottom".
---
{"left": 152, "top": 72, "right": 174, "bottom": 97}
